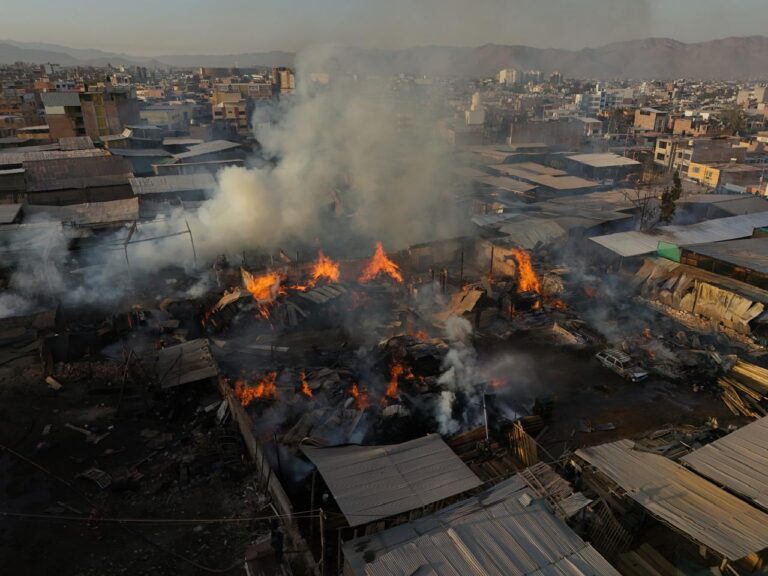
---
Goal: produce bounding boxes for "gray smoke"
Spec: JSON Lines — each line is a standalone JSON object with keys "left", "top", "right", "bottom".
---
{"left": 435, "top": 316, "right": 480, "bottom": 434}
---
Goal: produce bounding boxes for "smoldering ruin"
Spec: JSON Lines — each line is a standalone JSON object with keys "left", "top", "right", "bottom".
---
{"left": 4, "top": 47, "right": 768, "bottom": 576}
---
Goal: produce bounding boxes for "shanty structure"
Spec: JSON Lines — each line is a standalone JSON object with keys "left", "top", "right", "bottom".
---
{"left": 565, "top": 152, "right": 641, "bottom": 181}
{"left": 23, "top": 198, "right": 139, "bottom": 228}
{"left": 575, "top": 439, "right": 768, "bottom": 561}
{"left": 682, "top": 416, "right": 768, "bottom": 512}
{"left": 634, "top": 258, "right": 768, "bottom": 335}
{"left": 156, "top": 339, "right": 220, "bottom": 390}
{"left": 301, "top": 434, "right": 482, "bottom": 527}
{"left": 680, "top": 237, "right": 768, "bottom": 291}
{"left": 590, "top": 212, "right": 768, "bottom": 259}
{"left": 129, "top": 173, "right": 217, "bottom": 200}
{"left": 342, "top": 473, "right": 619, "bottom": 576}
{"left": 23, "top": 155, "right": 134, "bottom": 205}
{"left": 173, "top": 140, "right": 242, "bottom": 162}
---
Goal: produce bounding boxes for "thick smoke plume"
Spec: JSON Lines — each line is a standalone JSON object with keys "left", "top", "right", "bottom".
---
{"left": 0, "top": 47, "right": 465, "bottom": 316}
{"left": 435, "top": 316, "right": 480, "bottom": 434}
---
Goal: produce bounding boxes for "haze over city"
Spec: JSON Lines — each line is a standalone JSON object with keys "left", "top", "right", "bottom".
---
{"left": 1, "top": 0, "right": 768, "bottom": 54}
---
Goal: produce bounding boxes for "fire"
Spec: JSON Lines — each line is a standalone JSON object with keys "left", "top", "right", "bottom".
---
{"left": 359, "top": 242, "right": 403, "bottom": 284}
{"left": 234, "top": 372, "right": 278, "bottom": 406}
{"left": 549, "top": 298, "right": 567, "bottom": 310}
{"left": 300, "top": 371, "right": 313, "bottom": 398}
{"left": 412, "top": 330, "right": 430, "bottom": 341}
{"left": 241, "top": 268, "right": 283, "bottom": 302}
{"left": 387, "top": 362, "right": 403, "bottom": 398}
{"left": 350, "top": 384, "right": 370, "bottom": 410}
{"left": 532, "top": 300, "right": 541, "bottom": 311}
{"left": 512, "top": 248, "right": 541, "bottom": 294}
{"left": 241, "top": 268, "right": 283, "bottom": 319}
{"left": 642, "top": 327, "right": 652, "bottom": 340}
{"left": 310, "top": 251, "right": 340, "bottom": 286}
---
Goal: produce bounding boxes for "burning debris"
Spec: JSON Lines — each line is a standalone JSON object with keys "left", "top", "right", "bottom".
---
{"left": 235, "top": 371, "right": 279, "bottom": 405}
{"left": 309, "top": 250, "right": 340, "bottom": 286}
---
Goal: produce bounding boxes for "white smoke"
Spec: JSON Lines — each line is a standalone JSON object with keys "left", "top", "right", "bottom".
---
{"left": 0, "top": 46, "right": 468, "bottom": 315}
{"left": 435, "top": 316, "right": 481, "bottom": 434}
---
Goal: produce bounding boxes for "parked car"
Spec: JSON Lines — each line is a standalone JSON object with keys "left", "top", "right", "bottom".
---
{"left": 595, "top": 349, "right": 649, "bottom": 382}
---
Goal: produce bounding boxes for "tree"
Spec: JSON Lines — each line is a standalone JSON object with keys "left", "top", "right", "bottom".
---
{"left": 659, "top": 171, "right": 682, "bottom": 223}
{"left": 720, "top": 107, "right": 746, "bottom": 135}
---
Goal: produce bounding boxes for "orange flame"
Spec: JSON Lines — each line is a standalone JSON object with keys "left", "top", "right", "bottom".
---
{"left": 310, "top": 251, "right": 340, "bottom": 286}
{"left": 359, "top": 242, "right": 403, "bottom": 284}
{"left": 512, "top": 248, "right": 541, "bottom": 294}
{"left": 532, "top": 300, "right": 542, "bottom": 311}
{"left": 412, "top": 330, "right": 429, "bottom": 341}
{"left": 387, "top": 362, "right": 403, "bottom": 398}
{"left": 234, "top": 372, "right": 278, "bottom": 406}
{"left": 350, "top": 383, "right": 370, "bottom": 410}
{"left": 549, "top": 298, "right": 567, "bottom": 310}
{"left": 300, "top": 371, "right": 313, "bottom": 398}
{"left": 241, "top": 268, "right": 283, "bottom": 302}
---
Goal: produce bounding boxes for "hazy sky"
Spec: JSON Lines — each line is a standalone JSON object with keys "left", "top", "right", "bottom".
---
{"left": 1, "top": 0, "right": 766, "bottom": 55}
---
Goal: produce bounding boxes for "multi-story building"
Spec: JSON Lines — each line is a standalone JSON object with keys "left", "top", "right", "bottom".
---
{"left": 634, "top": 108, "right": 668, "bottom": 133}
{"left": 654, "top": 136, "right": 746, "bottom": 174}
{"left": 271, "top": 67, "right": 295, "bottom": 95}
{"left": 576, "top": 89, "right": 629, "bottom": 116}
{"left": 737, "top": 86, "right": 768, "bottom": 108}
{"left": 498, "top": 69, "right": 519, "bottom": 87}
{"left": 42, "top": 87, "right": 140, "bottom": 141}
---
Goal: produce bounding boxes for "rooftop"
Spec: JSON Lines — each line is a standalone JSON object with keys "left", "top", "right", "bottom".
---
{"left": 301, "top": 434, "right": 482, "bottom": 527}
{"left": 129, "top": 173, "right": 218, "bottom": 196}
{"left": 25, "top": 156, "right": 134, "bottom": 192}
{"left": 566, "top": 153, "right": 641, "bottom": 169}
{"left": 173, "top": 140, "right": 241, "bottom": 160}
{"left": 343, "top": 473, "right": 619, "bottom": 576}
{"left": 590, "top": 212, "right": 768, "bottom": 258}
{"left": 682, "top": 416, "right": 768, "bottom": 512}
{"left": 576, "top": 439, "right": 768, "bottom": 560}
{"left": 684, "top": 237, "right": 768, "bottom": 275}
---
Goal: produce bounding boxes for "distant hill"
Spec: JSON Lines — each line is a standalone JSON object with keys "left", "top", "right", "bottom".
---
{"left": 1, "top": 36, "right": 767, "bottom": 79}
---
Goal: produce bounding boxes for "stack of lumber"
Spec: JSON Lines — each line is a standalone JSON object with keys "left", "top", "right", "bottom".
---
{"left": 719, "top": 359, "right": 768, "bottom": 419}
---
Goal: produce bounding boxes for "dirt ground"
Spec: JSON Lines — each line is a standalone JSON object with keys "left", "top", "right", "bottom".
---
{"left": 0, "top": 363, "right": 269, "bottom": 576}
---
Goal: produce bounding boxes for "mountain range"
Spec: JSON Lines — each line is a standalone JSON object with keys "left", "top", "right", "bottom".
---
{"left": 2, "top": 36, "right": 767, "bottom": 79}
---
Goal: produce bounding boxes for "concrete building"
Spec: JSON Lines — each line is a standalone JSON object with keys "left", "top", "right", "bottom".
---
{"left": 464, "top": 92, "right": 486, "bottom": 126}
{"left": 42, "top": 88, "right": 140, "bottom": 141}
{"left": 687, "top": 161, "right": 764, "bottom": 190}
{"left": 654, "top": 137, "right": 746, "bottom": 174}
{"left": 738, "top": 86, "right": 768, "bottom": 108}
{"left": 634, "top": 108, "right": 668, "bottom": 133}
{"left": 498, "top": 68, "right": 520, "bottom": 86}
{"left": 509, "top": 117, "right": 600, "bottom": 148}
{"left": 139, "top": 104, "right": 191, "bottom": 132}
{"left": 271, "top": 67, "right": 295, "bottom": 94}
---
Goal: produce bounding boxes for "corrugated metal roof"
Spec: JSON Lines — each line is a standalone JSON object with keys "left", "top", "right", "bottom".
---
{"left": 58, "top": 136, "right": 94, "bottom": 151}
{"left": 156, "top": 339, "right": 219, "bottom": 389}
{"left": 591, "top": 212, "right": 768, "bottom": 258}
{"left": 302, "top": 435, "right": 482, "bottom": 527}
{"left": 0, "top": 204, "right": 22, "bottom": 224}
{"left": 0, "top": 148, "right": 108, "bottom": 167}
{"left": 343, "top": 474, "right": 619, "bottom": 576}
{"left": 684, "top": 238, "right": 768, "bottom": 275}
{"left": 41, "top": 91, "right": 81, "bottom": 107}
{"left": 576, "top": 439, "right": 768, "bottom": 560}
{"left": 24, "top": 198, "right": 138, "bottom": 227}
{"left": 162, "top": 137, "right": 204, "bottom": 146}
{"left": 498, "top": 217, "right": 567, "bottom": 249}
{"left": 110, "top": 148, "right": 172, "bottom": 158}
{"left": 682, "top": 417, "right": 768, "bottom": 512}
{"left": 567, "top": 153, "right": 641, "bottom": 168}
{"left": 129, "top": 173, "right": 217, "bottom": 195}
{"left": 173, "top": 140, "right": 241, "bottom": 160}
{"left": 25, "top": 156, "right": 133, "bottom": 192}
